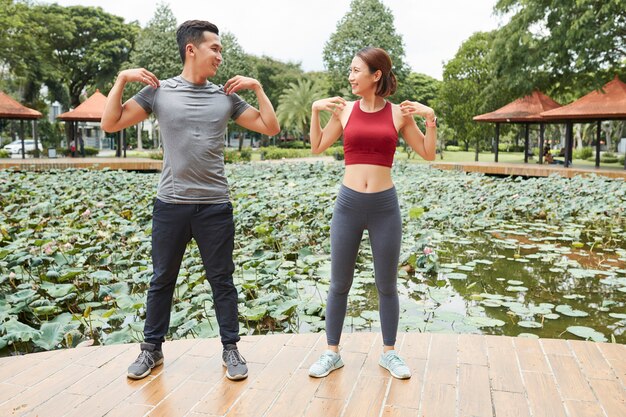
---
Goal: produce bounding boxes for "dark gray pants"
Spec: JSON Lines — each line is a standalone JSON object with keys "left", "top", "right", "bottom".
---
{"left": 143, "top": 199, "right": 240, "bottom": 349}
{"left": 326, "top": 185, "right": 402, "bottom": 347}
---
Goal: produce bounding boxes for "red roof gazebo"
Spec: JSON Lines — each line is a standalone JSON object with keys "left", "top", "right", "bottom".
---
{"left": 57, "top": 90, "right": 111, "bottom": 157}
{"left": 541, "top": 76, "right": 626, "bottom": 169}
{"left": 474, "top": 91, "right": 562, "bottom": 164}
{"left": 0, "top": 91, "right": 43, "bottom": 158}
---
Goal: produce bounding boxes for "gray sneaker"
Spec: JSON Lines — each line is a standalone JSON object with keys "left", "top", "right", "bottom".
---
{"left": 379, "top": 350, "right": 411, "bottom": 379}
{"left": 222, "top": 344, "right": 248, "bottom": 380}
{"left": 308, "top": 350, "right": 344, "bottom": 378}
{"left": 127, "top": 342, "right": 164, "bottom": 380}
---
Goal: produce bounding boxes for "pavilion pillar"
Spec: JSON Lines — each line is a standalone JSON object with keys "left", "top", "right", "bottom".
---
{"left": 538, "top": 123, "right": 545, "bottom": 164}
{"left": 494, "top": 123, "right": 500, "bottom": 162}
{"left": 20, "top": 120, "right": 25, "bottom": 159}
{"left": 565, "top": 122, "right": 573, "bottom": 168}
{"left": 32, "top": 120, "right": 40, "bottom": 158}
{"left": 596, "top": 121, "right": 601, "bottom": 168}
{"left": 524, "top": 123, "right": 530, "bottom": 163}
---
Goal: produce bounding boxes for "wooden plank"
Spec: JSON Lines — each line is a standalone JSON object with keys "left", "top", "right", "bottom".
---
{"left": 514, "top": 337, "right": 551, "bottom": 373}
{"left": 5, "top": 346, "right": 93, "bottom": 387}
{"left": 458, "top": 364, "right": 492, "bottom": 417}
{"left": 76, "top": 343, "right": 132, "bottom": 368}
{"left": 341, "top": 332, "right": 377, "bottom": 353}
{"left": 315, "top": 352, "right": 366, "bottom": 400}
{"left": 190, "top": 362, "right": 264, "bottom": 416}
{"left": 0, "top": 363, "right": 93, "bottom": 416}
{"left": 303, "top": 397, "right": 344, "bottom": 417}
{"left": 400, "top": 332, "right": 430, "bottom": 360}
{"left": 27, "top": 392, "right": 87, "bottom": 417}
{"left": 0, "top": 382, "right": 26, "bottom": 405}
{"left": 486, "top": 336, "right": 524, "bottom": 393}
{"left": 149, "top": 380, "right": 216, "bottom": 417}
{"left": 596, "top": 343, "right": 626, "bottom": 387}
{"left": 458, "top": 334, "right": 488, "bottom": 366}
{"left": 243, "top": 334, "right": 293, "bottom": 364}
{"left": 360, "top": 334, "right": 388, "bottom": 378}
{"left": 425, "top": 333, "right": 457, "bottom": 385}
{"left": 564, "top": 400, "right": 609, "bottom": 417}
{"left": 541, "top": 339, "right": 572, "bottom": 356}
{"left": 252, "top": 346, "right": 308, "bottom": 392}
{"left": 286, "top": 332, "right": 322, "bottom": 348}
{"left": 419, "top": 383, "right": 456, "bottom": 417}
{"left": 185, "top": 337, "right": 222, "bottom": 358}
{"left": 547, "top": 354, "right": 596, "bottom": 401}
{"left": 342, "top": 375, "right": 388, "bottom": 417}
{"left": 570, "top": 340, "right": 616, "bottom": 381}
{"left": 101, "top": 403, "right": 154, "bottom": 417}
{"left": 523, "top": 371, "right": 568, "bottom": 417}
{"left": 0, "top": 355, "right": 45, "bottom": 383}
{"left": 264, "top": 369, "right": 321, "bottom": 417}
{"left": 588, "top": 378, "right": 626, "bottom": 417}
{"left": 381, "top": 405, "right": 419, "bottom": 417}
{"left": 385, "top": 357, "right": 426, "bottom": 409}
{"left": 225, "top": 387, "right": 278, "bottom": 417}
{"left": 492, "top": 391, "right": 531, "bottom": 417}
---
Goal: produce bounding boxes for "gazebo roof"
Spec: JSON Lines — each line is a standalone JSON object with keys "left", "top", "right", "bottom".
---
{"left": 540, "top": 76, "right": 626, "bottom": 121}
{"left": 473, "top": 90, "right": 562, "bottom": 123}
{"left": 0, "top": 91, "right": 43, "bottom": 120}
{"left": 57, "top": 90, "right": 107, "bottom": 122}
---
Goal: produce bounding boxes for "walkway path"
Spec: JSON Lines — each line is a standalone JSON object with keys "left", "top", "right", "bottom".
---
{"left": 0, "top": 332, "right": 624, "bottom": 416}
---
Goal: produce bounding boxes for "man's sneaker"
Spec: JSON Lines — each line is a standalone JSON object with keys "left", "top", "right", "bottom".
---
{"left": 308, "top": 350, "right": 344, "bottom": 378}
{"left": 127, "top": 342, "right": 164, "bottom": 380}
{"left": 222, "top": 344, "right": 248, "bottom": 380}
{"left": 379, "top": 350, "right": 411, "bottom": 379}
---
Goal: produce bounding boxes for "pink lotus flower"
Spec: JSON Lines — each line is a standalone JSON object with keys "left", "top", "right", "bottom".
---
{"left": 423, "top": 247, "right": 433, "bottom": 255}
{"left": 81, "top": 209, "right": 91, "bottom": 217}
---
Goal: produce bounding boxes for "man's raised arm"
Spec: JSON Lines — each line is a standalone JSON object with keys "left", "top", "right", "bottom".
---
{"left": 101, "top": 69, "right": 160, "bottom": 133}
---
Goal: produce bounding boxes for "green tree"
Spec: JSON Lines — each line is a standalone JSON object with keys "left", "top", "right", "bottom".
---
{"left": 323, "top": 0, "right": 408, "bottom": 97}
{"left": 398, "top": 72, "right": 441, "bottom": 106}
{"left": 247, "top": 55, "right": 304, "bottom": 107}
{"left": 127, "top": 3, "right": 179, "bottom": 88}
{"left": 492, "top": 0, "right": 626, "bottom": 98}
{"left": 276, "top": 78, "right": 329, "bottom": 144}
{"left": 439, "top": 32, "right": 496, "bottom": 153}
{"left": 39, "top": 4, "right": 139, "bottom": 108}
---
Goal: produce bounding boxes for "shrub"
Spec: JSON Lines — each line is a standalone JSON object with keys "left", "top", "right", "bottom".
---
{"left": 324, "top": 146, "right": 344, "bottom": 160}
{"left": 573, "top": 147, "right": 593, "bottom": 160}
{"left": 224, "top": 148, "right": 252, "bottom": 163}
{"left": 0, "top": 149, "right": 9, "bottom": 158}
{"left": 260, "top": 146, "right": 312, "bottom": 160}
{"left": 445, "top": 145, "right": 462, "bottom": 152}
{"left": 54, "top": 147, "right": 99, "bottom": 156}
{"left": 277, "top": 140, "right": 308, "bottom": 149}
{"left": 618, "top": 156, "right": 625, "bottom": 165}
{"left": 149, "top": 150, "right": 164, "bottom": 160}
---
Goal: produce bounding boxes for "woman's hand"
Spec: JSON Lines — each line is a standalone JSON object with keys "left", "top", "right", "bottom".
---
{"left": 400, "top": 100, "right": 435, "bottom": 122}
{"left": 312, "top": 97, "right": 346, "bottom": 118}
{"left": 118, "top": 68, "right": 160, "bottom": 88}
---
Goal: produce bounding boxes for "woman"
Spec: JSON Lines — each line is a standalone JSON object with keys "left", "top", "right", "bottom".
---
{"left": 308, "top": 47, "right": 436, "bottom": 379}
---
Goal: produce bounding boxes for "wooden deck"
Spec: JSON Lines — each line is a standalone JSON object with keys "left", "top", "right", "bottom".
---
{"left": 0, "top": 157, "right": 162, "bottom": 172}
{"left": 0, "top": 332, "right": 624, "bottom": 417}
{"left": 430, "top": 161, "right": 626, "bottom": 179}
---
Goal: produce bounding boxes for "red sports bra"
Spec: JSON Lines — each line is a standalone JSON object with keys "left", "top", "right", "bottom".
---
{"left": 343, "top": 100, "right": 397, "bottom": 167}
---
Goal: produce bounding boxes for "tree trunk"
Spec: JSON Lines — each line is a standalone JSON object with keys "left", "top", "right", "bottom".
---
{"left": 136, "top": 122, "right": 143, "bottom": 150}
{"left": 574, "top": 124, "right": 583, "bottom": 150}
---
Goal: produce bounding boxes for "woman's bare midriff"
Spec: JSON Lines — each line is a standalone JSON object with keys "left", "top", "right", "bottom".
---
{"left": 343, "top": 164, "right": 394, "bottom": 193}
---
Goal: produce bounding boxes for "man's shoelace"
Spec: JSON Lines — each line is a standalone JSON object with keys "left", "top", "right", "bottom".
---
{"left": 225, "top": 349, "right": 246, "bottom": 366}
{"left": 134, "top": 350, "right": 156, "bottom": 368}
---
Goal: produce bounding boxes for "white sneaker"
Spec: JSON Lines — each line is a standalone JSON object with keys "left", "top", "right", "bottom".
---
{"left": 379, "top": 350, "right": 411, "bottom": 379}
{"left": 308, "top": 350, "right": 344, "bottom": 378}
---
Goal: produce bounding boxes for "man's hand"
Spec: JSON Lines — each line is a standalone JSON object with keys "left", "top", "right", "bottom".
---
{"left": 118, "top": 68, "right": 160, "bottom": 89}
{"left": 224, "top": 76, "right": 261, "bottom": 95}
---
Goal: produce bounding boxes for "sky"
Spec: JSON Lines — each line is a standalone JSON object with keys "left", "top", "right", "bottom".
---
{"left": 42, "top": 0, "right": 507, "bottom": 80}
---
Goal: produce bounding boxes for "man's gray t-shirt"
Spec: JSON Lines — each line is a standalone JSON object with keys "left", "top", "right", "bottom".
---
{"left": 132, "top": 76, "right": 250, "bottom": 204}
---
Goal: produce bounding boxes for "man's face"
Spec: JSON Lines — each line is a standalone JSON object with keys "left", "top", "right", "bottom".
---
{"left": 189, "top": 31, "right": 222, "bottom": 78}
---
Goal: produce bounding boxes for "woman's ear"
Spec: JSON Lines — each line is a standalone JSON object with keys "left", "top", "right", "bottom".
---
{"left": 374, "top": 70, "right": 382, "bottom": 82}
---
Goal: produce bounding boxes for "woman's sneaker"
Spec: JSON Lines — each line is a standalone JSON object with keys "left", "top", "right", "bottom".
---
{"left": 308, "top": 350, "right": 344, "bottom": 378}
{"left": 127, "top": 342, "right": 164, "bottom": 379}
{"left": 379, "top": 350, "right": 411, "bottom": 379}
{"left": 222, "top": 344, "right": 248, "bottom": 380}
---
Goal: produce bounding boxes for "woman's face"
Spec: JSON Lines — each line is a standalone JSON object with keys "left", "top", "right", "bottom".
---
{"left": 348, "top": 56, "right": 380, "bottom": 96}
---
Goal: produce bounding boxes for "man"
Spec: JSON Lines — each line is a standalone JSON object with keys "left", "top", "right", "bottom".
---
{"left": 101, "top": 20, "right": 280, "bottom": 380}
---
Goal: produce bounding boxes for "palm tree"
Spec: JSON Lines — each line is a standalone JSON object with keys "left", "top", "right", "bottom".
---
{"left": 276, "top": 78, "right": 329, "bottom": 145}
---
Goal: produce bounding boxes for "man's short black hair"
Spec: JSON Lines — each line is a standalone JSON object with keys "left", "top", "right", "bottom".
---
{"left": 176, "top": 20, "right": 219, "bottom": 64}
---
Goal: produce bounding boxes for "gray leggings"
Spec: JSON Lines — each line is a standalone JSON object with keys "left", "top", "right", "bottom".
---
{"left": 326, "top": 185, "right": 402, "bottom": 347}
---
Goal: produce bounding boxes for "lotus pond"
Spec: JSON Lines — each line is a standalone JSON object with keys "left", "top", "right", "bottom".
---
{"left": 1, "top": 162, "right": 625, "bottom": 356}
